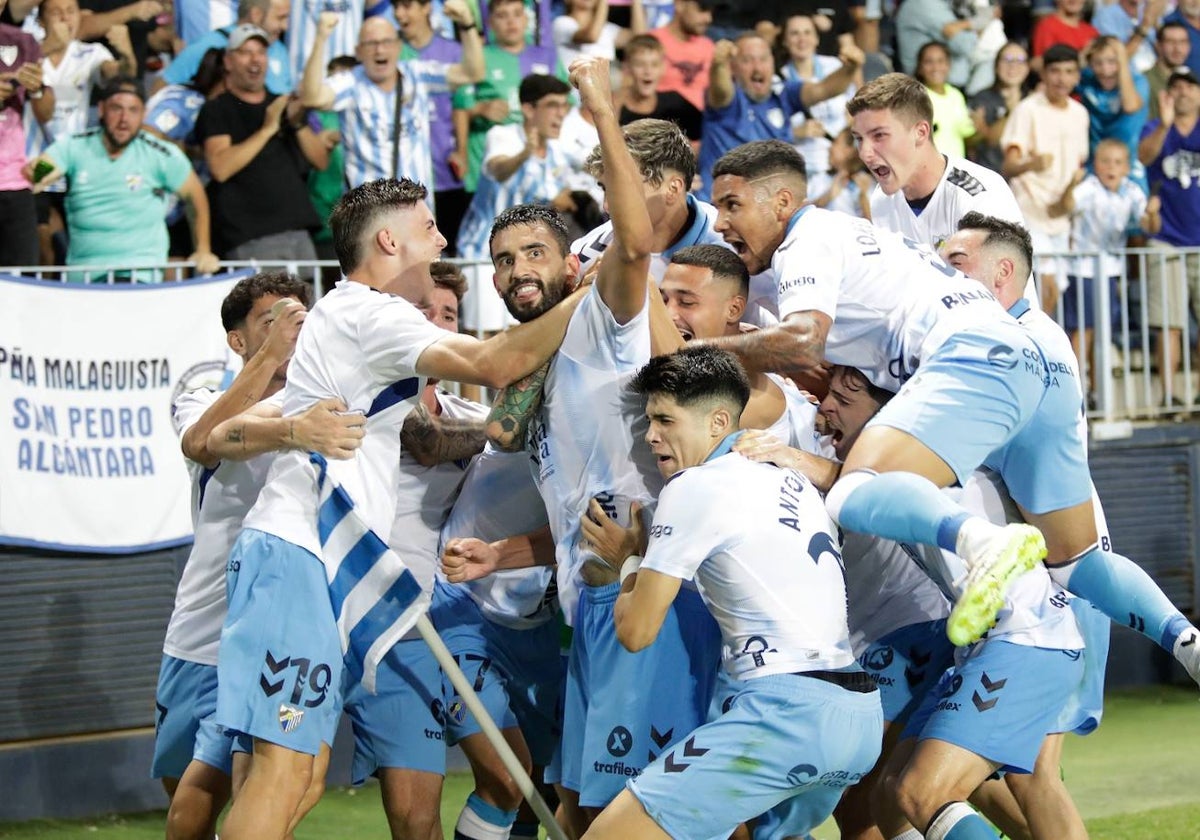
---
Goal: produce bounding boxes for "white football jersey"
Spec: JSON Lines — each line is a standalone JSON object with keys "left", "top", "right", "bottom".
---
{"left": 869, "top": 155, "right": 1040, "bottom": 308}
{"left": 772, "top": 207, "right": 1012, "bottom": 392}
{"left": 572, "top": 194, "right": 729, "bottom": 284}
{"left": 529, "top": 284, "right": 663, "bottom": 625}
{"left": 439, "top": 443, "right": 556, "bottom": 630}
{"left": 641, "top": 449, "right": 855, "bottom": 680}
{"left": 164, "top": 389, "right": 283, "bottom": 664}
{"left": 242, "top": 280, "right": 445, "bottom": 561}
{"left": 761, "top": 372, "right": 823, "bottom": 455}
{"left": 844, "top": 531, "right": 951, "bottom": 657}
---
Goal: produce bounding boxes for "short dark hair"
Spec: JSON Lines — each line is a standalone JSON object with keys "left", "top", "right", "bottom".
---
{"left": 914, "top": 41, "right": 950, "bottom": 85}
{"left": 712, "top": 140, "right": 807, "bottom": 187}
{"left": 220, "top": 271, "right": 311, "bottom": 331}
{"left": 584, "top": 118, "right": 696, "bottom": 188}
{"left": 488, "top": 204, "right": 571, "bottom": 257}
{"left": 519, "top": 73, "right": 571, "bottom": 105}
{"left": 669, "top": 245, "right": 749, "bottom": 296}
{"left": 327, "top": 54, "right": 360, "bottom": 74}
{"left": 833, "top": 365, "right": 894, "bottom": 408}
{"left": 330, "top": 178, "right": 429, "bottom": 274}
{"left": 630, "top": 344, "right": 751, "bottom": 417}
{"left": 488, "top": 0, "right": 523, "bottom": 15}
{"left": 957, "top": 211, "right": 1033, "bottom": 281}
{"left": 430, "top": 260, "right": 469, "bottom": 302}
{"left": 1159, "top": 20, "right": 1189, "bottom": 40}
{"left": 847, "top": 72, "right": 934, "bottom": 126}
{"left": 1042, "top": 43, "right": 1080, "bottom": 69}
{"left": 98, "top": 75, "right": 144, "bottom": 102}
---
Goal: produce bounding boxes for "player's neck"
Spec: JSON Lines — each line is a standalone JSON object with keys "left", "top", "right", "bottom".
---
{"left": 654, "top": 197, "right": 695, "bottom": 253}
{"left": 901, "top": 152, "right": 946, "bottom": 202}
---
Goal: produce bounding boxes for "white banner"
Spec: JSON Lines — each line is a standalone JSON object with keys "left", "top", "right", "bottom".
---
{"left": 0, "top": 271, "right": 254, "bottom": 553}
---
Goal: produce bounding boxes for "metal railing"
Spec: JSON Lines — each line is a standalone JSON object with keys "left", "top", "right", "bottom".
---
{"left": 7, "top": 246, "right": 1200, "bottom": 427}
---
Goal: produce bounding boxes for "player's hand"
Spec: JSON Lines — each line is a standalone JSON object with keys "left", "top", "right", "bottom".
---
{"left": 188, "top": 249, "right": 220, "bottom": 275}
{"left": 442, "top": 538, "right": 501, "bottom": 582}
{"left": 0, "top": 74, "right": 17, "bottom": 101}
{"left": 568, "top": 56, "right": 614, "bottom": 116}
{"left": 317, "top": 10, "right": 341, "bottom": 36}
{"left": 261, "top": 298, "right": 307, "bottom": 364}
{"left": 293, "top": 398, "right": 366, "bottom": 459}
{"left": 713, "top": 39, "right": 736, "bottom": 65}
{"left": 264, "top": 94, "right": 289, "bottom": 134}
{"left": 476, "top": 98, "right": 510, "bottom": 123}
{"left": 443, "top": 0, "right": 474, "bottom": 27}
{"left": 15, "top": 62, "right": 43, "bottom": 93}
{"left": 734, "top": 429, "right": 804, "bottom": 469}
{"left": 838, "top": 42, "right": 865, "bottom": 70}
{"left": 581, "top": 498, "right": 645, "bottom": 567}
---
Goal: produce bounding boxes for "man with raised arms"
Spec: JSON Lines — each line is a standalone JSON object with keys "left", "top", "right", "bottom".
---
{"left": 213, "top": 176, "right": 585, "bottom": 840}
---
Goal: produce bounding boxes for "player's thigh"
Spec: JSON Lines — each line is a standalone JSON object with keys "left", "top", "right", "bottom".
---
{"left": 584, "top": 789, "right": 671, "bottom": 840}
{"left": 1018, "top": 499, "right": 1099, "bottom": 564}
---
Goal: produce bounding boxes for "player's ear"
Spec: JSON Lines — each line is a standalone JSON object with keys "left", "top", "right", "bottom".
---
{"left": 227, "top": 329, "right": 246, "bottom": 355}
{"left": 564, "top": 253, "right": 582, "bottom": 290}
{"left": 375, "top": 226, "right": 398, "bottom": 257}
{"left": 726, "top": 294, "right": 746, "bottom": 325}
{"left": 710, "top": 405, "right": 733, "bottom": 437}
{"left": 914, "top": 119, "right": 932, "bottom": 145}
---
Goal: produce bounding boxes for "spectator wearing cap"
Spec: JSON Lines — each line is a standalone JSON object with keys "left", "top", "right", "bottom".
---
{"left": 159, "top": 0, "right": 292, "bottom": 96}
{"left": 648, "top": 0, "right": 714, "bottom": 113}
{"left": 0, "top": 0, "right": 54, "bottom": 267}
{"left": 23, "top": 77, "right": 217, "bottom": 281}
{"left": 1138, "top": 65, "right": 1200, "bottom": 403}
{"left": 1001, "top": 43, "right": 1090, "bottom": 313}
{"left": 697, "top": 31, "right": 863, "bottom": 200}
{"left": 195, "top": 24, "right": 325, "bottom": 262}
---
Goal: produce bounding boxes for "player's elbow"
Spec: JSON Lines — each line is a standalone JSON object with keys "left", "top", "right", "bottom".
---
{"left": 616, "top": 623, "right": 655, "bottom": 652}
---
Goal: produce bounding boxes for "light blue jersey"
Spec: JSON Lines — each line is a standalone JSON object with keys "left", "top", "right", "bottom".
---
{"left": 176, "top": 0, "right": 236, "bottom": 45}
{"left": 288, "top": 0, "right": 364, "bottom": 91}
{"left": 163, "top": 28, "right": 292, "bottom": 95}
{"left": 456, "top": 124, "right": 571, "bottom": 260}
{"left": 327, "top": 62, "right": 434, "bottom": 191}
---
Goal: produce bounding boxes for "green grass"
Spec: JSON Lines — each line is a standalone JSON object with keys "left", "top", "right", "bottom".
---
{"left": 1, "top": 687, "right": 1196, "bottom": 839}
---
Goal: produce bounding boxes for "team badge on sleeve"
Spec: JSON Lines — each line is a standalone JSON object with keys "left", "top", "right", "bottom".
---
{"left": 279, "top": 704, "right": 305, "bottom": 734}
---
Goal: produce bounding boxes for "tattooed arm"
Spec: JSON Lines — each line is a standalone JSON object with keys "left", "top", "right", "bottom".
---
{"left": 400, "top": 402, "right": 488, "bottom": 467}
{"left": 207, "top": 398, "right": 366, "bottom": 462}
{"left": 485, "top": 360, "right": 550, "bottom": 452}
{"left": 696, "top": 310, "right": 831, "bottom": 376}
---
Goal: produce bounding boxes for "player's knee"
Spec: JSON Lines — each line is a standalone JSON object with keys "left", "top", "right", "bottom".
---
{"left": 893, "top": 766, "right": 941, "bottom": 828}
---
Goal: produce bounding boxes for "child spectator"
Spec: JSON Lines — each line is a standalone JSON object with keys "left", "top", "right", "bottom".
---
{"left": 614, "top": 33, "right": 701, "bottom": 145}
{"left": 807, "top": 126, "right": 873, "bottom": 219}
{"left": 1078, "top": 35, "right": 1150, "bottom": 187}
{"left": 1050, "top": 138, "right": 1161, "bottom": 406}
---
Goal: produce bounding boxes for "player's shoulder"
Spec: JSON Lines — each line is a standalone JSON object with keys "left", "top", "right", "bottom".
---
{"left": 572, "top": 220, "right": 614, "bottom": 261}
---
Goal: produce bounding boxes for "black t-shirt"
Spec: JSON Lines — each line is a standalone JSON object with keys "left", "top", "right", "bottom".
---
{"left": 194, "top": 92, "right": 321, "bottom": 254}
{"left": 620, "top": 91, "right": 703, "bottom": 141}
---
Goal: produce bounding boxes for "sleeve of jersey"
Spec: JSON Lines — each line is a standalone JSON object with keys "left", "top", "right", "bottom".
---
{"left": 171, "top": 388, "right": 218, "bottom": 439}
{"left": 162, "top": 42, "right": 202, "bottom": 85}
{"left": 640, "top": 473, "right": 723, "bottom": 581}
{"left": 483, "top": 125, "right": 522, "bottom": 169}
{"left": 88, "top": 44, "right": 115, "bottom": 83}
{"left": 163, "top": 142, "right": 195, "bottom": 193}
{"left": 328, "top": 71, "right": 357, "bottom": 111}
{"left": 773, "top": 217, "right": 842, "bottom": 321}
{"left": 560, "top": 283, "right": 651, "bottom": 371}
{"left": 359, "top": 294, "right": 448, "bottom": 381}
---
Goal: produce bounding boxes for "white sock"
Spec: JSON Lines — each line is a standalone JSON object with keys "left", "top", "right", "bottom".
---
{"left": 926, "top": 802, "right": 980, "bottom": 840}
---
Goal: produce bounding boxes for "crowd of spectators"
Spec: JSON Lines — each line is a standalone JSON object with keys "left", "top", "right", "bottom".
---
{"left": 2, "top": 0, "right": 1199, "bottom": 368}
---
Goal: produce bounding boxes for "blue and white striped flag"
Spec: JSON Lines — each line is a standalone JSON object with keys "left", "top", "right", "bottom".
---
{"left": 312, "top": 452, "right": 429, "bottom": 694}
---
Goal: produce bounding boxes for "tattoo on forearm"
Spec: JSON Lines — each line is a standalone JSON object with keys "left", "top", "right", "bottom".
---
{"left": 706, "top": 327, "right": 821, "bottom": 376}
{"left": 226, "top": 425, "right": 245, "bottom": 453}
{"left": 486, "top": 361, "right": 550, "bottom": 452}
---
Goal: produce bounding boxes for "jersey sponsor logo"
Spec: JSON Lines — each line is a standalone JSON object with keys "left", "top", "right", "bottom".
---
{"left": 786, "top": 763, "right": 817, "bottom": 785}
{"left": 940, "top": 288, "right": 994, "bottom": 310}
{"left": 739, "top": 635, "right": 778, "bottom": 668}
{"left": 607, "top": 725, "right": 633, "bottom": 757}
{"left": 946, "top": 167, "right": 985, "bottom": 197}
{"left": 861, "top": 646, "right": 894, "bottom": 672}
{"left": 777, "top": 274, "right": 815, "bottom": 295}
{"left": 986, "top": 344, "right": 1018, "bottom": 369}
{"left": 647, "top": 524, "right": 674, "bottom": 538}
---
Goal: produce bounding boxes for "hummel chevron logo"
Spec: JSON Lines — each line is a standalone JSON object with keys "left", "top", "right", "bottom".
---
{"left": 663, "top": 737, "right": 708, "bottom": 773}
{"left": 972, "top": 690, "right": 998, "bottom": 712}
{"left": 650, "top": 726, "right": 674, "bottom": 749}
{"left": 1129, "top": 613, "right": 1146, "bottom": 633}
{"left": 260, "top": 652, "right": 289, "bottom": 697}
{"left": 980, "top": 672, "right": 1007, "bottom": 693}
{"left": 1180, "top": 636, "right": 1196, "bottom": 647}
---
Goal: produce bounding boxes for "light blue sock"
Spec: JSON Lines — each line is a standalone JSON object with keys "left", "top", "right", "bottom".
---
{"left": 926, "top": 802, "right": 998, "bottom": 840}
{"left": 1052, "top": 547, "right": 1190, "bottom": 651}
{"left": 454, "top": 792, "right": 517, "bottom": 840}
{"left": 830, "top": 471, "right": 972, "bottom": 553}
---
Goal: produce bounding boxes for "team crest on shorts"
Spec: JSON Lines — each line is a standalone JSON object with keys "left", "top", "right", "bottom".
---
{"left": 279, "top": 704, "right": 305, "bottom": 734}
{"left": 448, "top": 700, "right": 466, "bottom": 724}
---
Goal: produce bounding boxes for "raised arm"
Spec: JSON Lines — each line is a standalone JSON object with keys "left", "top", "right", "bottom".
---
{"left": 443, "top": 0, "right": 485, "bottom": 86}
{"left": 300, "top": 12, "right": 340, "bottom": 110}
{"left": 800, "top": 42, "right": 864, "bottom": 107}
{"left": 486, "top": 361, "right": 550, "bottom": 452}
{"left": 573, "top": 55, "right": 653, "bottom": 324}
{"left": 707, "top": 39, "right": 736, "bottom": 110}
{"left": 699, "top": 310, "right": 832, "bottom": 377}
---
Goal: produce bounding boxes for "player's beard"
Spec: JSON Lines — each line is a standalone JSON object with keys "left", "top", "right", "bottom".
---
{"left": 503, "top": 276, "right": 569, "bottom": 323}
